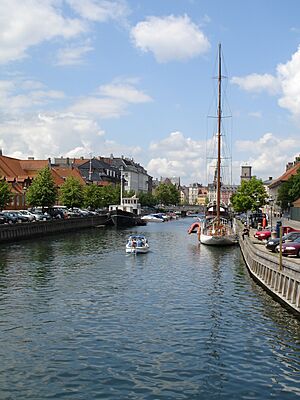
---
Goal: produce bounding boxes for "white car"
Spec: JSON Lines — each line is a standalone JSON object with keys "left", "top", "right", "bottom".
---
{"left": 19, "top": 210, "right": 36, "bottom": 221}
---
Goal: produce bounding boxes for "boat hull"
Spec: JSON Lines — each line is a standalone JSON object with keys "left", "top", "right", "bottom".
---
{"left": 200, "top": 233, "right": 238, "bottom": 246}
{"left": 109, "top": 210, "right": 145, "bottom": 227}
{"left": 126, "top": 245, "right": 149, "bottom": 254}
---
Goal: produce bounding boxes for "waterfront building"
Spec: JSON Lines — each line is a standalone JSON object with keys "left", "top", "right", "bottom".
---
{"left": 207, "top": 182, "right": 238, "bottom": 206}
{"left": 54, "top": 156, "right": 119, "bottom": 186}
{"left": 179, "top": 186, "right": 189, "bottom": 205}
{"left": 101, "top": 156, "right": 152, "bottom": 194}
{"left": 0, "top": 152, "right": 85, "bottom": 209}
{"left": 188, "top": 183, "right": 202, "bottom": 205}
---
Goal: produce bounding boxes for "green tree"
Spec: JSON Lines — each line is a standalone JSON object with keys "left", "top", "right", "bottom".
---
{"left": 59, "top": 176, "right": 84, "bottom": 209}
{"left": 289, "top": 171, "right": 300, "bottom": 201}
{"left": 0, "top": 180, "right": 12, "bottom": 210}
{"left": 155, "top": 183, "right": 180, "bottom": 206}
{"left": 138, "top": 191, "right": 157, "bottom": 207}
{"left": 26, "top": 167, "right": 57, "bottom": 210}
{"left": 98, "top": 184, "right": 120, "bottom": 208}
{"left": 277, "top": 168, "right": 300, "bottom": 209}
{"left": 83, "top": 184, "right": 102, "bottom": 210}
{"left": 231, "top": 177, "right": 267, "bottom": 213}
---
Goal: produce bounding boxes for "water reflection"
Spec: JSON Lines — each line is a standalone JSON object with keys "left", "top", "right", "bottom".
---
{"left": 0, "top": 219, "right": 299, "bottom": 399}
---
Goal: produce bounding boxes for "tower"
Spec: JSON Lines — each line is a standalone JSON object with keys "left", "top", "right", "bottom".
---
{"left": 241, "top": 165, "right": 252, "bottom": 183}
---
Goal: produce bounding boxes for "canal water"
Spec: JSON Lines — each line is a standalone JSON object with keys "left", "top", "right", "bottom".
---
{"left": 0, "top": 218, "right": 299, "bottom": 399}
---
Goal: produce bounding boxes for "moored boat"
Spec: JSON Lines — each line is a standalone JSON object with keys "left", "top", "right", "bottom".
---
{"left": 109, "top": 192, "right": 146, "bottom": 228}
{"left": 189, "top": 43, "right": 238, "bottom": 246}
{"left": 141, "top": 213, "right": 164, "bottom": 223}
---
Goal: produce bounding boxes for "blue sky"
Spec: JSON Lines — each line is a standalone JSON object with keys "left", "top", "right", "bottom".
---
{"left": 1, "top": 0, "right": 300, "bottom": 185}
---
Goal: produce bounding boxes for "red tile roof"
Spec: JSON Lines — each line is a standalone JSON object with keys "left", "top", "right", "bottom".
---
{"left": 269, "top": 162, "right": 300, "bottom": 188}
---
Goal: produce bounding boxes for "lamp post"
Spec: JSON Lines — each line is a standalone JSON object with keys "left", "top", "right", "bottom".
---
{"left": 23, "top": 185, "right": 27, "bottom": 208}
{"left": 269, "top": 197, "right": 273, "bottom": 230}
{"left": 120, "top": 166, "right": 124, "bottom": 205}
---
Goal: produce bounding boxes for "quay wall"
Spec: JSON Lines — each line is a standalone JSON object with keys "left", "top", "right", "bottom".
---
{"left": 0, "top": 215, "right": 108, "bottom": 244}
{"left": 239, "top": 230, "right": 300, "bottom": 315}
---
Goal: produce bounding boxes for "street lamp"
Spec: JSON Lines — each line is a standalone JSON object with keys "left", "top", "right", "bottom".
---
{"left": 268, "top": 196, "right": 273, "bottom": 230}
{"left": 120, "top": 165, "right": 124, "bottom": 205}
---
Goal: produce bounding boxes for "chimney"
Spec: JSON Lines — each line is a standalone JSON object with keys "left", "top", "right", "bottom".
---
{"left": 0, "top": 149, "right": 2, "bottom": 156}
{"left": 28, "top": 156, "right": 34, "bottom": 160}
{"left": 269, "top": 177, "right": 272, "bottom": 181}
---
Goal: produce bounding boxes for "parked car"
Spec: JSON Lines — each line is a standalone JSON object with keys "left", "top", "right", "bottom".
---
{"left": 30, "top": 210, "right": 51, "bottom": 221}
{"left": 19, "top": 210, "right": 36, "bottom": 222}
{"left": 254, "top": 230, "right": 272, "bottom": 241}
{"left": 0, "top": 213, "right": 7, "bottom": 224}
{"left": 266, "top": 231, "right": 300, "bottom": 252}
{"left": 1, "top": 211, "right": 18, "bottom": 224}
{"left": 278, "top": 237, "right": 300, "bottom": 257}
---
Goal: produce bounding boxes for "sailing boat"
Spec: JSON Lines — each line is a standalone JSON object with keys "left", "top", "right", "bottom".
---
{"left": 199, "top": 44, "right": 237, "bottom": 246}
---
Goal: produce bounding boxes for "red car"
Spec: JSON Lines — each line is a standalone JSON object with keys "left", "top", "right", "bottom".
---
{"left": 279, "top": 237, "right": 300, "bottom": 257}
{"left": 254, "top": 230, "right": 272, "bottom": 241}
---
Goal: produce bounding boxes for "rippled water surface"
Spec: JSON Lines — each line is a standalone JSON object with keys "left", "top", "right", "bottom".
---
{"left": 0, "top": 218, "right": 300, "bottom": 399}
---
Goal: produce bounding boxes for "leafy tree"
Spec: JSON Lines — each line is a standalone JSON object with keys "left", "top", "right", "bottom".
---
{"left": 231, "top": 177, "right": 267, "bottom": 213}
{"left": 155, "top": 183, "right": 180, "bottom": 206}
{"left": 0, "top": 180, "right": 12, "bottom": 210}
{"left": 289, "top": 171, "right": 300, "bottom": 201}
{"left": 277, "top": 168, "right": 300, "bottom": 209}
{"left": 138, "top": 191, "right": 157, "bottom": 207}
{"left": 98, "top": 184, "right": 120, "bottom": 208}
{"left": 83, "top": 184, "right": 102, "bottom": 210}
{"left": 26, "top": 167, "right": 57, "bottom": 210}
{"left": 59, "top": 176, "right": 84, "bottom": 209}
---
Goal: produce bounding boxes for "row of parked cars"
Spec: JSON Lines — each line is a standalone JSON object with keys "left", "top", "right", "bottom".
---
{"left": 254, "top": 228, "right": 300, "bottom": 257}
{"left": 0, "top": 207, "right": 103, "bottom": 224}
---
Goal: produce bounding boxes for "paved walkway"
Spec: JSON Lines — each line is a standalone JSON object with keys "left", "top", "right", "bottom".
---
{"left": 281, "top": 217, "right": 300, "bottom": 230}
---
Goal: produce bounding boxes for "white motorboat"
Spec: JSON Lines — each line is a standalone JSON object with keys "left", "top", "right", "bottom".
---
{"left": 126, "top": 235, "right": 150, "bottom": 254}
{"left": 141, "top": 214, "right": 164, "bottom": 223}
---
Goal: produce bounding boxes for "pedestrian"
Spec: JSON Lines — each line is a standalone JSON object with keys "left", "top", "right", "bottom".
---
{"left": 242, "top": 224, "right": 250, "bottom": 240}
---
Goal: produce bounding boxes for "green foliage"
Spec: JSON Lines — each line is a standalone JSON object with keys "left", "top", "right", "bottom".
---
{"left": 59, "top": 176, "right": 84, "bottom": 209}
{"left": 155, "top": 183, "right": 180, "bottom": 206}
{"left": 231, "top": 177, "right": 267, "bottom": 213}
{"left": 26, "top": 167, "right": 57, "bottom": 209}
{"left": 99, "top": 184, "right": 120, "bottom": 207}
{"left": 83, "top": 184, "right": 102, "bottom": 209}
{"left": 277, "top": 167, "right": 300, "bottom": 209}
{"left": 138, "top": 191, "right": 157, "bottom": 207}
{"left": 0, "top": 180, "right": 12, "bottom": 210}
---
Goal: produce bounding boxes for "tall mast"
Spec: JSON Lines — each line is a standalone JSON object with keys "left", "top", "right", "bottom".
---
{"left": 216, "top": 43, "right": 222, "bottom": 225}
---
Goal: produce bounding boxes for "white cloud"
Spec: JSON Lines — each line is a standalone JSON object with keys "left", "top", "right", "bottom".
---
{"left": 66, "top": 0, "right": 130, "bottom": 23}
{"left": 248, "top": 111, "right": 262, "bottom": 118}
{"left": 147, "top": 131, "right": 207, "bottom": 183}
{"left": 0, "top": 112, "right": 140, "bottom": 160}
{"left": 235, "top": 132, "right": 298, "bottom": 180}
{"left": 277, "top": 46, "right": 300, "bottom": 115}
{"left": 0, "top": 0, "right": 86, "bottom": 64}
{"left": 231, "top": 46, "right": 300, "bottom": 118}
{"left": 56, "top": 43, "right": 94, "bottom": 66}
{"left": 130, "top": 14, "right": 210, "bottom": 63}
{"left": 98, "top": 83, "right": 152, "bottom": 103}
{"left": 231, "top": 73, "right": 280, "bottom": 94}
{"left": 0, "top": 78, "right": 65, "bottom": 113}
{"left": 69, "top": 97, "right": 125, "bottom": 118}
{"left": 70, "top": 80, "right": 152, "bottom": 117}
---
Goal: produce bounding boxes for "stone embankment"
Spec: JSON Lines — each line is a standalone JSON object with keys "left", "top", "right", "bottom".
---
{"left": 0, "top": 215, "right": 109, "bottom": 244}
{"left": 239, "top": 222, "right": 300, "bottom": 316}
